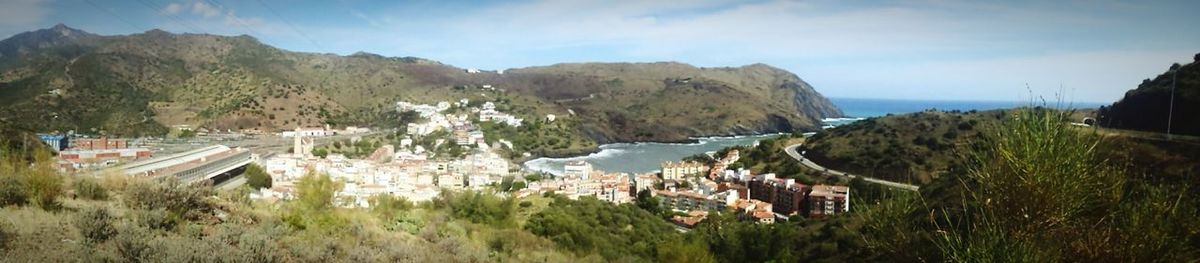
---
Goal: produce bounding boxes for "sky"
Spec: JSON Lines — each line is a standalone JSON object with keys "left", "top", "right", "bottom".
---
{"left": 1, "top": 0, "right": 1198, "bottom": 103}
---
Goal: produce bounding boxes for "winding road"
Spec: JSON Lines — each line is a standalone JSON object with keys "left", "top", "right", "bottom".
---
{"left": 784, "top": 143, "right": 919, "bottom": 191}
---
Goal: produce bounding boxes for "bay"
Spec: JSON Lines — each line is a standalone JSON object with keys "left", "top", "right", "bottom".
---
{"left": 523, "top": 134, "right": 783, "bottom": 175}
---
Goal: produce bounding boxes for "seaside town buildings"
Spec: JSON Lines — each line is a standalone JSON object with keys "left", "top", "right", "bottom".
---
{"left": 646, "top": 150, "right": 851, "bottom": 226}
{"left": 661, "top": 161, "right": 708, "bottom": 180}
{"left": 256, "top": 99, "right": 530, "bottom": 207}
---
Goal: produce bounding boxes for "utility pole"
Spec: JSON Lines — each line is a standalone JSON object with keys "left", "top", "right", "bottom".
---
{"left": 1168, "top": 69, "right": 1177, "bottom": 140}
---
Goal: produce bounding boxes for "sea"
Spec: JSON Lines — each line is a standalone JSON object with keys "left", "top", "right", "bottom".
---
{"left": 522, "top": 97, "right": 1109, "bottom": 175}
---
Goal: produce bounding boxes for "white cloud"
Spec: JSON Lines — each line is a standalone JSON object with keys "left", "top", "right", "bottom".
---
{"left": 224, "top": 11, "right": 265, "bottom": 28}
{"left": 164, "top": 3, "right": 184, "bottom": 15}
{"left": 191, "top": 1, "right": 221, "bottom": 18}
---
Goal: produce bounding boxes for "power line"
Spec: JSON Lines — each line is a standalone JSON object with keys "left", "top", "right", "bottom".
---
{"left": 133, "top": 0, "right": 207, "bottom": 33}
{"left": 81, "top": 0, "right": 162, "bottom": 59}
{"left": 83, "top": 0, "right": 148, "bottom": 33}
{"left": 202, "top": 0, "right": 267, "bottom": 38}
{"left": 252, "top": 0, "right": 325, "bottom": 51}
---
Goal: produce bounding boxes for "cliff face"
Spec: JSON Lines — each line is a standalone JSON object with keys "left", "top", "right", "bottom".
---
{"left": 0, "top": 25, "right": 842, "bottom": 144}
{"left": 1098, "top": 57, "right": 1199, "bottom": 136}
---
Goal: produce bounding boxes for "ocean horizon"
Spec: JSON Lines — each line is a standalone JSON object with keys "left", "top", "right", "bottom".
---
{"left": 829, "top": 97, "right": 1108, "bottom": 118}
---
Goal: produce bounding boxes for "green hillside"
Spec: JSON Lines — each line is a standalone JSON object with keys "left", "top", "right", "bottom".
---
{"left": 1098, "top": 55, "right": 1200, "bottom": 136}
{"left": 0, "top": 25, "right": 842, "bottom": 149}
{"left": 802, "top": 109, "right": 1002, "bottom": 184}
{"left": 803, "top": 108, "right": 1200, "bottom": 185}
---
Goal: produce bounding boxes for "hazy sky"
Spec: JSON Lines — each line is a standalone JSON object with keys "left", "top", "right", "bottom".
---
{"left": 2, "top": 0, "right": 1197, "bottom": 102}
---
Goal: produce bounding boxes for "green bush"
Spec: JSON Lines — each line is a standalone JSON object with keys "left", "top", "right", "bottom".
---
{"left": 25, "top": 164, "right": 64, "bottom": 209}
{"left": 123, "top": 177, "right": 214, "bottom": 221}
{"left": 370, "top": 194, "right": 413, "bottom": 220}
{"left": 282, "top": 171, "right": 344, "bottom": 231}
{"left": 75, "top": 206, "right": 117, "bottom": 244}
{"left": 114, "top": 226, "right": 153, "bottom": 262}
{"left": 74, "top": 176, "right": 109, "bottom": 200}
{"left": 436, "top": 190, "right": 516, "bottom": 227}
{"left": 133, "top": 208, "right": 178, "bottom": 231}
{"left": 526, "top": 196, "right": 676, "bottom": 260}
{"left": 0, "top": 220, "right": 11, "bottom": 250}
{"left": 0, "top": 174, "right": 29, "bottom": 206}
{"left": 244, "top": 164, "right": 273, "bottom": 190}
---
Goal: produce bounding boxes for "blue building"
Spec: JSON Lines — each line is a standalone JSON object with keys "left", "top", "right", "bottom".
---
{"left": 37, "top": 134, "right": 69, "bottom": 152}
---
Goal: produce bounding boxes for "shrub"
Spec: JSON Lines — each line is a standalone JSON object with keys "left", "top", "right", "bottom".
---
{"left": 436, "top": 190, "right": 516, "bottom": 227}
{"left": 295, "top": 171, "right": 340, "bottom": 212}
{"left": 282, "top": 171, "right": 345, "bottom": 231}
{"left": 244, "top": 164, "right": 273, "bottom": 190}
{"left": 74, "top": 176, "right": 109, "bottom": 200}
{"left": 114, "top": 226, "right": 153, "bottom": 262}
{"left": 123, "top": 177, "right": 214, "bottom": 221}
{"left": 0, "top": 220, "right": 11, "bottom": 249}
{"left": 75, "top": 206, "right": 117, "bottom": 243}
{"left": 0, "top": 174, "right": 29, "bottom": 206}
{"left": 370, "top": 194, "right": 413, "bottom": 220}
{"left": 23, "top": 154, "right": 64, "bottom": 209}
{"left": 133, "top": 208, "right": 178, "bottom": 231}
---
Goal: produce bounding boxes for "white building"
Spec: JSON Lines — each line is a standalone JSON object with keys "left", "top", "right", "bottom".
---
{"left": 564, "top": 161, "right": 593, "bottom": 180}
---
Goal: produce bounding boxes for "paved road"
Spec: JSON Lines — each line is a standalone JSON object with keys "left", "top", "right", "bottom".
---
{"left": 784, "top": 144, "right": 919, "bottom": 191}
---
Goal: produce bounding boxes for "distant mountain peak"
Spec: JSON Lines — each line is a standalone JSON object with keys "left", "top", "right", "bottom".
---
{"left": 0, "top": 23, "right": 98, "bottom": 58}
{"left": 47, "top": 23, "right": 89, "bottom": 38}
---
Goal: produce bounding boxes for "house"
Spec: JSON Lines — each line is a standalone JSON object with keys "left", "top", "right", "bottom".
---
{"left": 661, "top": 161, "right": 708, "bottom": 180}
{"left": 563, "top": 161, "right": 593, "bottom": 179}
{"left": 671, "top": 211, "right": 708, "bottom": 228}
{"left": 809, "top": 185, "right": 850, "bottom": 218}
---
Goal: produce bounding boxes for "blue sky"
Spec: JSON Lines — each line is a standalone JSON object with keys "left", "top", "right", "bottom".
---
{"left": 1, "top": 0, "right": 1197, "bottom": 103}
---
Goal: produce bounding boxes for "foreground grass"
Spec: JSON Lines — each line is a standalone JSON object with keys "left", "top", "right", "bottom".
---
{"left": 859, "top": 107, "right": 1200, "bottom": 262}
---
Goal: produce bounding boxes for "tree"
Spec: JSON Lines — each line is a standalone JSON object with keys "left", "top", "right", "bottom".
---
{"left": 657, "top": 237, "right": 717, "bottom": 263}
{"left": 243, "top": 164, "right": 272, "bottom": 190}
{"left": 312, "top": 148, "right": 329, "bottom": 158}
{"left": 1194, "top": 52, "right": 1199, "bottom": 62}
{"left": 295, "top": 171, "right": 340, "bottom": 211}
{"left": 499, "top": 176, "right": 515, "bottom": 192}
{"left": 635, "top": 190, "right": 661, "bottom": 215}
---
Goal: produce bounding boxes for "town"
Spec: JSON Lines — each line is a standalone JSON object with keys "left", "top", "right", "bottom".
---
{"left": 35, "top": 95, "right": 850, "bottom": 229}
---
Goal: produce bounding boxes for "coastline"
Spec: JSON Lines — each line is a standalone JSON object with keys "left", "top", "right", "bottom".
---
{"left": 522, "top": 132, "right": 788, "bottom": 175}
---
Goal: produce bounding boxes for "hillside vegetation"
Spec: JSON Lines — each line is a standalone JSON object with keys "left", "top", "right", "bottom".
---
{"left": 1098, "top": 55, "right": 1200, "bottom": 136}
{"left": 803, "top": 107, "right": 1200, "bottom": 186}
{"left": 2, "top": 107, "right": 1198, "bottom": 261}
{"left": 0, "top": 25, "right": 841, "bottom": 148}
{"left": 802, "top": 109, "right": 1002, "bottom": 184}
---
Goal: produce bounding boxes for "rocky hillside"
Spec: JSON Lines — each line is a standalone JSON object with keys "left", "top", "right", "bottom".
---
{"left": 0, "top": 24, "right": 841, "bottom": 144}
{"left": 1097, "top": 55, "right": 1199, "bottom": 136}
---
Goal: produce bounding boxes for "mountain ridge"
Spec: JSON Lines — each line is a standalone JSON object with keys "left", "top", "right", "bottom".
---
{"left": 0, "top": 24, "right": 842, "bottom": 149}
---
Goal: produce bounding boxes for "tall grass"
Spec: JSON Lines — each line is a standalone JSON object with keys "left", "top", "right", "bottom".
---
{"left": 934, "top": 106, "right": 1197, "bottom": 261}
{"left": 860, "top": 105, "right": 1200, "bottom": 262}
